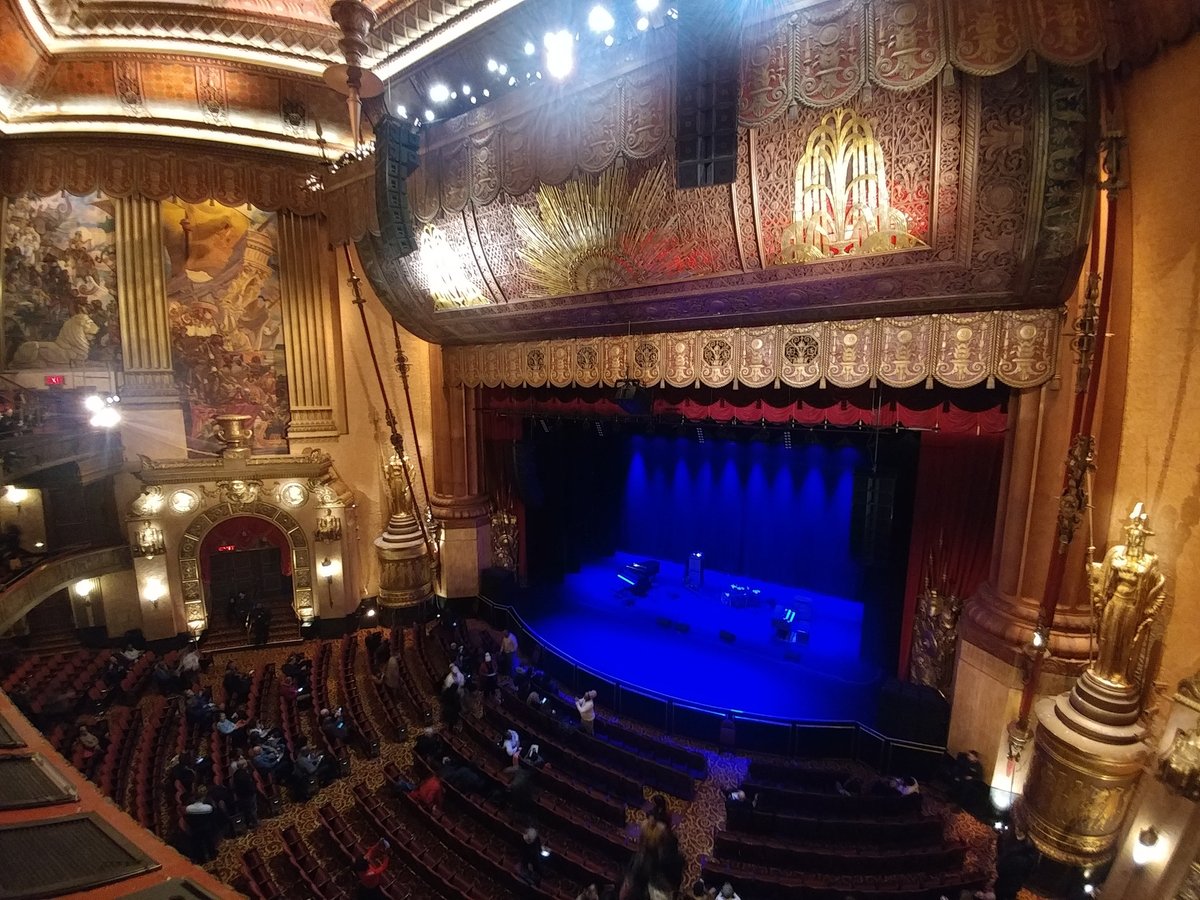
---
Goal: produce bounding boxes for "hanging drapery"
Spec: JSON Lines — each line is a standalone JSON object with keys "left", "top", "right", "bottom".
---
{"left": 897, "top": 432, "right": 1005, "bottom": 678}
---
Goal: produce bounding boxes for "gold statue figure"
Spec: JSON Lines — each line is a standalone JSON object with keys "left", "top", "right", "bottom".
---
{"left": 1087, "top": 502, "right": 1167, "bottom": 688}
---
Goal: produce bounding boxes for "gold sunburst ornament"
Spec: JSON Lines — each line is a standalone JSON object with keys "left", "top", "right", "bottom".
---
{"left": 779, "top": 107, "right": 926, "bottom": 264}
{"left": 513, "top": 162, "right": 691, "bottom": 298}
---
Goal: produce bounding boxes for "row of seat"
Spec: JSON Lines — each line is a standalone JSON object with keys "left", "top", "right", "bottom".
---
{"left": 338, "top": 635, "right": 381, "bottom": 757}
{"left": 712, "top": 828, "right": 968, "bottom": 875}
{"left": 318, "top": 801, "right": 450, "bottom": 900}
{"left": 702, "top": 855, "right": 988, "bottom": 900}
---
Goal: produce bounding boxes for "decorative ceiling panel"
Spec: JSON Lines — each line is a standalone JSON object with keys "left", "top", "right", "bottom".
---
{"left": 357, "top": 17, "right": 1094, "bottom": 345}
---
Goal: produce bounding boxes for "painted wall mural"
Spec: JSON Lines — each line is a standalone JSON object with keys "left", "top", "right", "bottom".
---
{"left": 2, "top": 192, "right": 118, "bottom": 369}
{"left": 162, "top": 200, "right": 289, "bottom": 457}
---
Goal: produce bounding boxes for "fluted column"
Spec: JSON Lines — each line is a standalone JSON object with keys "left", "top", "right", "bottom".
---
{"left": 114, "top": 196, "right": 176, "bottom": 404}
{"left": 430, "top": 344, "right": 491, "bottom": 598}
{"left": 278, "top": 213, "right": 343, "bottom": 438}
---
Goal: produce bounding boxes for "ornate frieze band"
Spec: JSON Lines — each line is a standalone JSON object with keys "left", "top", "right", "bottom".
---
{"left": 442, "top": 309, "right": 1061, "bottom": 392}
{"left": 0, "top": 139, "right": 321, "bottom": 216}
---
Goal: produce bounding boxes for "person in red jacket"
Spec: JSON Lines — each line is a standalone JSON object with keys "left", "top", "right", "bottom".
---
{"left": 354, "top": 838, "right": 390, "bottom": 900}
{"left": 411, "top": 773, "right": 444, "bottom": 810}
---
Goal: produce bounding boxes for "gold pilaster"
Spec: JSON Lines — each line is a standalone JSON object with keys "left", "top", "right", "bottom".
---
{"left": 277, "top": 212, "right": 342, "bottom": 437}
{"left": 113, "top": 196, "right": 177, "bottom": 404}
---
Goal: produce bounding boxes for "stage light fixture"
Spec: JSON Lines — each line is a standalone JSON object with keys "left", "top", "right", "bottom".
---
{"left": 429, "top": 83, "right": 450, "bottom": 102}
{"left": 470, "top": 96, "right": 477, "bottom": 103}
{"left": 498, "top": 63, "right": 508, "bottom": 75}
{"left": 636, "top": 15, "right": 649, "bottom": 30}
{"left": 544, "top": 29, "right": 574, "bottom": 79}
{"left": 636, "top": 0, "right": 658, "bottom": 11}
{"left": 483, "top": 89, "right": 490, "bottom": 97}
{"left": 588, "top": 5, "right": 615, "bottom": 32}
{"left": 604, "top": 34, "right": 615, "bottom": 46}
{"left": 487, "top": 58, "right": 499, "bottom": 71}
{"left": 424, "top": 109, "right": 435, "bottom": 121}
{"left": 695, "top": 426, "right": 705, "bottom": 444}
{"left": 462, "top": 83, "right": 471, "bottom": 94}
{"left": 397, "top": 105, "right": 407, "bottom": 117}
{"left": 524, "top": 41, "right": 535, "bottom": 54}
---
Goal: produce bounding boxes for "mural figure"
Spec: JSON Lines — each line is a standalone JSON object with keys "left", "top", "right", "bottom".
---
{"left": 162, "top": 200, "right": 289, "bottom": 457}
{"left": 2, "top": 192, "right": 119, "bottom": 367}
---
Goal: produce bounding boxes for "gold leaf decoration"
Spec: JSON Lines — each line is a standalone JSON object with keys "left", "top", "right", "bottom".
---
{"left": 780, "top": 107, "right": 927, "bottom": 264}
{"left": 512, "top": 162, "right": 693, "bottom": 298}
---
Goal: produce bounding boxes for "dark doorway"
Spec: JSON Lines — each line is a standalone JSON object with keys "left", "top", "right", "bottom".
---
{"left": 208, "top": 546, "right": 285, "bottom": 601}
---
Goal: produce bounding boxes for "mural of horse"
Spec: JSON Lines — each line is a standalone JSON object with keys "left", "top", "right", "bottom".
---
{"left": 10, "top": 313, "right": 99, "bottom": 367}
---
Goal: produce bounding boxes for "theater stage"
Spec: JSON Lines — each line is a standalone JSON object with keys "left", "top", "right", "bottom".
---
{"left": 516, "top": 551, "right": 884, "bottom": 724}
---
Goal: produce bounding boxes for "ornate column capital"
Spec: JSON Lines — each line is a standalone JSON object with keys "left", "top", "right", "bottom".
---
{"left": 960, "top": 580, "right": 1093, "bottom": 676}
{"left": 430, "top": 492, "right": 491, "bottom": 526}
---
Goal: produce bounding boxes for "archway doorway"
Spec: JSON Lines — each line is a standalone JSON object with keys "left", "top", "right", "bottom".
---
{"left": 198, "top": 515, "right": 296, "bottom": 646}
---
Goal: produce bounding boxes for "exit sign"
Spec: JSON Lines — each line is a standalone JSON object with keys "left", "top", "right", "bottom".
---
{"left": 44, "top": 375, "right": 65, "bottom": 386}
{"left": 217, "top": 544, "right": 236, "bottom": 552}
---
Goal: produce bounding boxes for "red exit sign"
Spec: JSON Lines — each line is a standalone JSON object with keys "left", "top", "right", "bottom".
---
{"left": 44, "top": 375, "right": 65, "bottom": 386}
{"left": 217, "top": 544, "right": 236, "bottom": 552}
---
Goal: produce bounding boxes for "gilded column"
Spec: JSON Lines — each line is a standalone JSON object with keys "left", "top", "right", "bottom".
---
{"left": 430, "top": 344, "right": 491, "bottom": 598}
{"left": 278, "top": 212, "right": 343, "bottom": 438}
{"left": 113, "top": 196, "right": 176, "bottom": 404}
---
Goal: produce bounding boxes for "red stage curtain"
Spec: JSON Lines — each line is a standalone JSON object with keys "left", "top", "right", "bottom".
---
{"left": 198, "top": 515, "right": 292, "bottom": 581}
{"left": 479, "top": 386, "right": 1007, "bottom": 437}
{"left": 896, "top": 431, "right": 1005, "bottom": 677}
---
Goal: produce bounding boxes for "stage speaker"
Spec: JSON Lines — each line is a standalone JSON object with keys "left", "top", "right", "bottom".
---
{"left": 374, "top": 115, "right": 422, "bottom": 256}
{"left": 512, "top": 440, "right": 544, "bottom": 507}
{"left": 675, "top": 0, "right": 743, "bottom": 188}
{"left": 851, "top": 471, "right": 898, "bottom": 565}
{"left": 876, "top": 678, "right": 950, "bottom": 746}
{"left": 719, "top": 629, "right": 737, "bottom": 644}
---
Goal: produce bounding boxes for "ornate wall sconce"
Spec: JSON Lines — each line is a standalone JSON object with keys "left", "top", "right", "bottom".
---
{"left": 318, "top": 557, "right": 337, "bottom": 609}
{"left": 143, "top": 576, "right": 166, "bottom": 609}
{"left": 5, "top": 485, "right": 28, "bottom": 515}
{"left": 74, "top": 579, "right": 95, "bottom": 604}
{"left": 315, "top": 510, "right": 343, "bottom": 543}
{"left": 1131, "top": 826, "right": 1167, "bottom": 867}
{"left": 132, "top": 522, "right": 166, "bottom": 558}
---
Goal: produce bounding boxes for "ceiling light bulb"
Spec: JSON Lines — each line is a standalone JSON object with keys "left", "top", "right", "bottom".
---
{"left": 587, "top": 5, "right": 615, "bottom": 32}
{"left": 429, "top": 83, "right": 450, "bottom": 103}
{"left": 636, "top": 0, "right": 658, "bottom": 10}
{"left": 84, "top": 394, "right": 104, "bottom": 412}
{"left": 604, "top": 34, "right": 615, "bottom": 46}
{"left": 498, "top": 63, "right": 508, "bottom": 75}
{"left": 636, "top": 15, "right": 649, "bottom": 30}
{"left": 424, "top": 109, "right": 435, "bottom": 121}
{"left": 524, "top": 41, "right": 535, "bottom": 55}
{"left": 508, "top": 76, "right": 517, "bottom": 86}
{"left": 544, "top": 29, "right": 574, "bottom": 79}
{"left": 483, "top": 89, "right": 490, "bottom": 97}
{"left": 470, "top": 96, "right": 477, "bottom": 103}
{"left": 397, "top": 104, "right": 407, "bottom": 117}
{"left": 487, "top": 58, "right": 498, "bottom": 71}
{"left": 462, "top": 84, "right": 470, "bottom": 94}
{"left": 90, "top": 407, "right": 120, "bottom": 428}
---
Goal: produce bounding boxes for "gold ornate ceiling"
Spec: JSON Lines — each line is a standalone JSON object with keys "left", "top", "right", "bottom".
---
{"left": 0, "top": 0, "right": 522, "bottom": 153}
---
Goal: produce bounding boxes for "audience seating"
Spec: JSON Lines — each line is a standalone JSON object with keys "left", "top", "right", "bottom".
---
{"left": 280, "top": 824, "right": 348, "bottom": 899}
{"left": 338, "top": 635, "right": 381, "bottom": 757}
{"left": 242, "top": 848, "right": 286, "bottom": 900}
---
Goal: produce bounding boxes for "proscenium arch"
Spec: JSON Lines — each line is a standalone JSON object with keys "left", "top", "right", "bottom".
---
{"left": 177, "top": 501, "right": 314, "bottom": 630}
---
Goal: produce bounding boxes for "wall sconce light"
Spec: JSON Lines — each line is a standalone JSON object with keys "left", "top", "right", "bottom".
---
{"left": 5, "top": 485, "right": 28, "bottom": 514}
{"left": 74, "top": 579, "right": 95, "bottom": 603}
{"left": 187, "top": 618, "right": 206, "bottom": 639}
{"left": 1132, "top": 826, "right": 1165, "bottom": 867}
{"left": 143, "top": 577, "right": 166, "bottom": 608}
{"left": 319, "top": 557, "right": 336, "bottom": 609}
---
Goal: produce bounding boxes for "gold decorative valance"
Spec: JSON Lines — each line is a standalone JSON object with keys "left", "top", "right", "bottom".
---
{"left": 443, "top": 309, "right": 1061, "bottom": 392}
{"left": 0, "top": 138, "right": 321, "bottom": 216}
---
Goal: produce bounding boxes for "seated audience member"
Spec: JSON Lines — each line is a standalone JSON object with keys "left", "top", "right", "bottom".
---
{"left": 647, "top": 794, "right": 672, "bottom": 829}
{"left": 502, "top": 728, "right": 522, "bottom": 763}
{"left": 320, "top": 708, "right": 350, "bottom": 746}
{"left": 576, "top": 690, "right": 597, "bottom": 735}
{"left": 223, "top": 662, "right": 252, "bottom": 705}
{"left": 184, "top": 786, "right": 218, "bottom": 862}
{"left": 279, "top": 676, "right": 302, "bottom": 704}
{"left": 354, "top": 839, "right": 390, "bottom": 900}
{"left": 214, "top": 711, "right": 242, "bottom": 737}
{"left": 576, "top": 885, "right": 600, "bottom": 900}
{"left": 250, "top": 742, "right": 284, "bottom": 775}
{"left": 524, "top": 742, "right": 546, "bottom": 767}
{"left": 718, "top": 883, "right": 742, "bottom": 900}
{"left": 439, "top": 680, "right": 462, "bottom": 730}
{"left": 410, "top": 773, "right": 444, "bottom": 810}
{"left": 184, "top": 689, "right": 218, "bottom": 729}
{"left": 413, "top": 726, "right": 445, "bottom": 760}
{"left": 75, "top": 725, "right": 101, "bottom": 760}
{"left": 103, "top": 657, "right": 127, "bottom": 689}
{"left": 169, "top": 754, "right": 196, "bottom": 791}
{"left": 122, "top": 643, "right": 142, "bottom": 662}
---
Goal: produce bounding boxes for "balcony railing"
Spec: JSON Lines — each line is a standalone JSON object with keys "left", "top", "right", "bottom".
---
{"left": 0, "top": 545, "right": 132, "bottom": 635}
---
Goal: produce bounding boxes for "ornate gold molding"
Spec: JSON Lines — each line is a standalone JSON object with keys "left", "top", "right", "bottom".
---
{"left": 442, "top": 309, "right": 1061, "bottom": 392}
{"left": 277, "top": 212, "right": 342, "bottom": 437}
{"left": 114, "top": 195, "right": 176, "bottom": 403}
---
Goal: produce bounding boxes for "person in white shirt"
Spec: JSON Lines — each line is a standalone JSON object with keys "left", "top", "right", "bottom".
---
{"left": 502, "top": 729, "right": 521, "bottom": 763}
{"left": 575, "top": 690, "right": 597, "bottom": 735}
{"left": 122, "top": 644, "right": 142, "bottom": 662}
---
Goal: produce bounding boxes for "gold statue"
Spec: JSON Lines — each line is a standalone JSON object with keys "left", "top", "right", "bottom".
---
{"left": 1087, "top": 502, "right": 1167, "bottom": 688}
